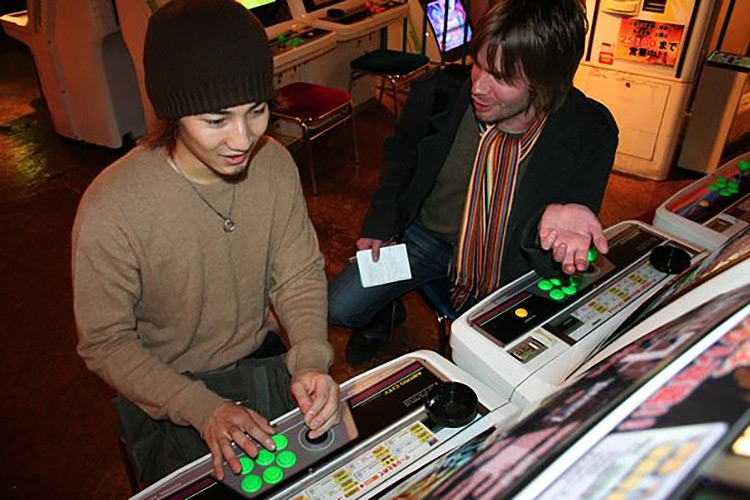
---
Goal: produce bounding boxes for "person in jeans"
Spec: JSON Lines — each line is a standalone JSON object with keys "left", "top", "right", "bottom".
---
{"left": 329, "top": 0, "right": 618, "bottom": 364}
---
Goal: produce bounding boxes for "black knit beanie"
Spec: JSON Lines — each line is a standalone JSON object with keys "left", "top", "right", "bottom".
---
{"left": 144, "top": 0, "right": 274, "bottom": 119}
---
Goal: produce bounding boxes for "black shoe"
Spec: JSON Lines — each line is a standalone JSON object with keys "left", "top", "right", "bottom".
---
{"left": 346, "top": 333, "right": 387, "bottom": 365}
{"left": 345, "top": 300, "right": 407, "bottom": 365}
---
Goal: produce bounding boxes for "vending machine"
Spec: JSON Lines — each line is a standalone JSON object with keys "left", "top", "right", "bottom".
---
{"left": 574, "top": 0, "right": 718, "bottom": 180}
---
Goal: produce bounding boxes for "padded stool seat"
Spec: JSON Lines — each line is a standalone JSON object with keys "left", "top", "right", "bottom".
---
{"left": 271, "top": 82, "right": 358, "bottom": 195}
{"left": 274, "top": 82, "right": 353, "bottom": 121}
{"left": 350, "top": 50, "right": 430, "bottom": 75}
{"left": 349, "top": 50, "right": 431, "bottom": 116}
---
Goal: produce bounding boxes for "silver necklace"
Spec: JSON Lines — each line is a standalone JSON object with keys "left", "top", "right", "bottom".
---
{"left": 167, "top": 157, "right": 237, "bottom": 233}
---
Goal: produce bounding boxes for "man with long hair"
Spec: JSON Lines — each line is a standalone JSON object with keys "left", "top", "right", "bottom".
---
{"left": 330, "top": 0, "right": 618, "bottom": 364}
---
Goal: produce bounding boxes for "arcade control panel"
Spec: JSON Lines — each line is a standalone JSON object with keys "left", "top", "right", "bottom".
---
{"left": 217, "top": 406, "right": 359, "bottom": 497}
{"left": 268, "top": 26, "right": 332, "bottom": 57}
{"left": 451, "top": 220, "right": 706, "bottom": 405}
{"left": 655, "top": 153, "right": 750, "bottom": 250}
{"left": 132, "top": 352, "right": 503, "bottom": 499}
{"left": 322, "top": 0, "right": 404, "bottom": 24}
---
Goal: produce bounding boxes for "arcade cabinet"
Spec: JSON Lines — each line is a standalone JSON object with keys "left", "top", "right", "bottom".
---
{"left": 0, "top": 0, "right": 145, "bottom": 148}
{"left": 287, "top": 0, "right": 412, "bottom": 105}
{"left": 678, "top": 52, "right": 750, "bottom": 175}
{"left": 450, "top": 220, "right": 707, "bottom": 408}
{"left": 387, "top": 276, "right": 750, "bottom": 499}
{"left": 386, "top": 235, "right": 750, "bottom": 499}
{"left": 130, "top": 351, "right": 517, "bottom": 499}
{"left": 654, "top": 151, "right": 750, "bottom": 250}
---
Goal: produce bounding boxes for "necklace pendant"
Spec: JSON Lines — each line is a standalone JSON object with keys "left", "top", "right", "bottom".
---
{"left": 223, "top": 218, "right": 236, "bottom": 233}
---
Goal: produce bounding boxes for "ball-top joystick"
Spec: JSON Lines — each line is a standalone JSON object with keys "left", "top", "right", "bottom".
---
{"left": 649, "top": 244, "right": 691, "bottom": 274}
{"left": 425, "top": 382, "right": 478, "bottom": 428}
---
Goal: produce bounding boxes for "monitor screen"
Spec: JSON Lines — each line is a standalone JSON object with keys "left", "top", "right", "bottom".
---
{"left": 424, "top": 0, "right": 472, "bottom": 60}
{"left": 236, "top": 0, "right": 292, "bottom": 28}
{"left": 301, "top": 0, "right": 344, "bottom": 14}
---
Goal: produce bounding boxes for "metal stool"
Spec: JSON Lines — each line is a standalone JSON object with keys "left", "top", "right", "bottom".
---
{"left": 417, "top": 278, "right": 458, "bottom": 357}
{"left": 271, "top": 82, "right": 359, "bottom": 195}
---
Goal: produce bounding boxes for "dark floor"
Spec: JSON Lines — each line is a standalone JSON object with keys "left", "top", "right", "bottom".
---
{"left": 0, "top": 31, "right": 701, "bottom": 498}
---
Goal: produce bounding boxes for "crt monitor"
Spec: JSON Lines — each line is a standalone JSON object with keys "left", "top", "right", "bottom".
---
{"left": 424, "top": 0, "right": 472, "bottom": 61}
{"left": 236, "top": 0, "right": 292, "bottom": 28}
{"left": 301, "top": 0, "right": 344, "bottom": 13}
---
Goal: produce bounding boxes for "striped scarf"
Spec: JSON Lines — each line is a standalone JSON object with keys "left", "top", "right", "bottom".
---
{"left": 451, "top": 113, "right": 548, "bottom": 309}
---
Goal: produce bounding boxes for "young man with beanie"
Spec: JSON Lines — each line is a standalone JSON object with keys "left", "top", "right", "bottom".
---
{"left": 329, "top": 0, "right": 618, "bottom": 364}
{"left": 72, "top": 0, "right": 339, "bottom": 485}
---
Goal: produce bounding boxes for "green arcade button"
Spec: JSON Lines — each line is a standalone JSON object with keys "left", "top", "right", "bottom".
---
{"left": 715, "top": 177, "right": 727, "bottom": 186}
{"left": 263, "top": 466, "right": 284, "bottom": 484}
{"left": 239, "top": 456, "right": 254, "bottom": 475}
{"left": 587, "top": 247, "right": 598, "bottom": 262}
{"left": 708, "top": 184, "right": 720, "bottom": 191}
{"left": 568, "top": 275, "right": 580, "bottom": 286}
{"left": 537, "top": 280, "right": 553, "bottom": 291}
{"left": 561, "top": 285, "right": 577, "bottom": 296}
{"left": 277, "top": 450, "right": 297, "bottom": 469}
{"left": 272, "top": 434, "right": 289, "bottom": 451}
{"left": 256, "top": 449, "right": 275, "bottom": 467}
{"left": 241, "top": 474, "right": 263, "bottom": 494}
{"left": 738, "top": 160, "right": 750, "bottom": 172}
{"left": 549, "top": 289, "right": 566, "bottom": 301}
{"left": 550, "top": 278, "right": 562, "bottom": 286}
{"left": 719, "top": 189, "right": 732, "bottom": 197}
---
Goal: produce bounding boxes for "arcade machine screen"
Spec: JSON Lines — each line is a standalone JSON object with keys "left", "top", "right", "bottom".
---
{"left": 237, "top": 0, "right": 292, "bottom": 27}
{"left": 423, "top": 0, "right": 471, "bottom": 61}
{"left": 301, "top": 0, "right": 344, "bottom": 13}
{"left": 384, "top": 286, "right": 750, "bottom": 499}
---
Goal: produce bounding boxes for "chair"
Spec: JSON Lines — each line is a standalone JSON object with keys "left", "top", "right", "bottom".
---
{"left": 417, "top": 278, "right": 458, "bottom": 357}
{"left": 349, "top": 49, "right": 431, "bottom": 116}
{"left": 271, "top": 82, "right": 359, "bottom": 195}
{"left": 388, "top": 278, "right": 458, "bottom": 357}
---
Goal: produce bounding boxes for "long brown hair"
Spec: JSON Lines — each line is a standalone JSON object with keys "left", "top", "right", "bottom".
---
{"left": 470, "top": 0, "right": 587, "bottom": 114}
{"left": 139, "top": 118, "right": 179, "bottom": 154}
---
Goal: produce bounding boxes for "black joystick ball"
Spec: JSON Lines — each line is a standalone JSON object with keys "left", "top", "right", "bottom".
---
{"left": 425, "top": 382, "right": 478, "bottom": 428}
{"left": 649, "top": 245, "right": 691, "bottom": 274}
{"left": 305, "top": 429, "right": 329, "bottom": 445}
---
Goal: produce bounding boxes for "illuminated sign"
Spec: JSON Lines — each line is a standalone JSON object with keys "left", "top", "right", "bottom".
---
{"left": 616, "top": 19, "right": 684, "bottom": 67}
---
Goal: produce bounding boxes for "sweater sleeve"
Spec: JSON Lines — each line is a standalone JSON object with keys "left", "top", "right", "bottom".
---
{"left": 265, "top": 147, "right": 334, "bottom": 375}
{"left": 72, "top": 190, "right": 226, "bottom": 432}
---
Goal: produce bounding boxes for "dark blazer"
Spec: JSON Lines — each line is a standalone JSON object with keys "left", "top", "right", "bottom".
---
{"left": 362, "top": 69, "right": 619, "bottom": 284}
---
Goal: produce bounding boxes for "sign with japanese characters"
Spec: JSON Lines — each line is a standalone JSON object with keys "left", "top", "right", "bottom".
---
{"left": 616, "top": 18, "right": 684, "bottom": 67}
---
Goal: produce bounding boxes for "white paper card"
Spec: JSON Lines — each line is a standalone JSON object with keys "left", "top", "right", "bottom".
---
{"left": 357, "top": 244, "right": 412, "bottom": 288}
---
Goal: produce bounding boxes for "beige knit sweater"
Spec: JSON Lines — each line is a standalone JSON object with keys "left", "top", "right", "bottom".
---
{"left": 72, "top": 137, "right": 333, "bottom": 432}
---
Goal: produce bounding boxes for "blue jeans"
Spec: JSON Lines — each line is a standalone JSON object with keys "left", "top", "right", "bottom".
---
{"left": 328, "top": 219, "right": 456, "bottom": 337}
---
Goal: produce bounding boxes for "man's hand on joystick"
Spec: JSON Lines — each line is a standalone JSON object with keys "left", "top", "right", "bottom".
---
{"left": 201, "top": 402, "right": 277, "bottom": 481}
{"left": 291, "top": 370, "right": 341, "bottom": 439}
{"left": 539, "top": 203, "right": 609, "bottom": 275}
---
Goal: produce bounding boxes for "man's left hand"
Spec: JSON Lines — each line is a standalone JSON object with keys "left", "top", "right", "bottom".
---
{"left": 290, "top": 370, "right": 341, "bottom": 438}
{"left": 539, "top": 203, "right": 608, "bottom": 274}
